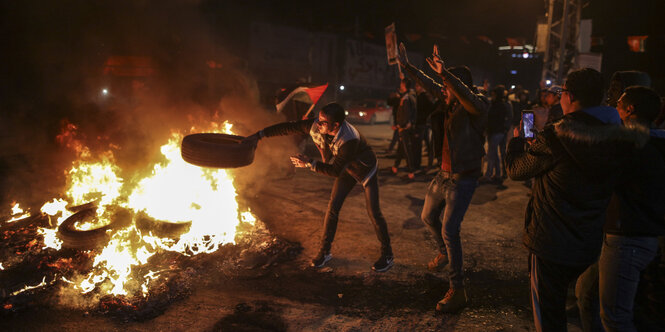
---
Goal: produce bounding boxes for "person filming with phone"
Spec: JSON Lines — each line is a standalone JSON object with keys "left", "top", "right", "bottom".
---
{"left": 505, "top": 68, "right": 645, "bottom": 331}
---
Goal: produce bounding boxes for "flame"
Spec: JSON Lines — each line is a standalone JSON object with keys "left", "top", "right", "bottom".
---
{"left": 10, "top": 276, "right": 50, "bottom": 297}
{"left": 5, "top": 202, "right": 31, "bottom": 223}
{"left": 33, "top": 120, "right": 255, "bottom": 299}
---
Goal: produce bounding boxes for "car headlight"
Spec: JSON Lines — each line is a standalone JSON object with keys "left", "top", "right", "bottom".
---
{"left": 345, "top": 111, "right": 349, "bottom": 116}
{"left": 359, "top": 112, "right": 366, "bottom": 117}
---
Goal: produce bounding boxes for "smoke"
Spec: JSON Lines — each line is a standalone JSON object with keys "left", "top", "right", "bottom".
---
{"left": 1, "top": 0, "right": 300, "bottom": 212}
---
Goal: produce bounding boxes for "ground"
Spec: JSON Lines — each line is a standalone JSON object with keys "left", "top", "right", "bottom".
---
{"left": 1, "top": 124, "right": 590, "bottom": 331}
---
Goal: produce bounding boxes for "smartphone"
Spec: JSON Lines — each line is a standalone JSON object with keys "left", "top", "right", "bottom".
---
{"left": 522, "top": 111, "right": 535, "bottom": 138}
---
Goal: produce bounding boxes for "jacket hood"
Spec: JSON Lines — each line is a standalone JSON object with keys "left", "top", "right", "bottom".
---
{"left": 581, "top": 106, "right": 622, "bottom": 125}
{"left": 552, "top": 110, "right": 650, "bottom": 180}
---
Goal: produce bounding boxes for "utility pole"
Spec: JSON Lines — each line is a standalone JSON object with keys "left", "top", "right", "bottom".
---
{"left": 540, "top": 0, "right": 588, "bottom": 85}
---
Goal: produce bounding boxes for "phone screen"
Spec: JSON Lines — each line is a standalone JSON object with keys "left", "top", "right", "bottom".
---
{"left": 522, "top": 111, "right": 535, "bottom": 138}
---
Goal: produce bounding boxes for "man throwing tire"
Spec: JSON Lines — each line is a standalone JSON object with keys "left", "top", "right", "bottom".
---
{"left": 247, "top": 102, "right": 394, "bottom": 272}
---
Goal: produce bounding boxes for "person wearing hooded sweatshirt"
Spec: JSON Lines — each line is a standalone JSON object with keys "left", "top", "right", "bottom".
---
{"left": 575, "top": 86, "right": 665, "bottom": 332}
{"left": 505, "top": 68, "right": 644, "bottom": 331}
{"left": 246, "top": 103, "right": 394, "bottom": 272}
{"left": 397, "top": 43, "right": 489, "bottom": 313}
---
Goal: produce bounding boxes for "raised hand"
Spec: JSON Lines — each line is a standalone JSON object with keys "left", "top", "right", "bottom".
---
{"left": 426, "top": 44, "right": 445, "bottom": 75}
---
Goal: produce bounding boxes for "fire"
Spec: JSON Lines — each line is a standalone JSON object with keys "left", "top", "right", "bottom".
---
{"left": 28, "top": 120, "right": 256, "bottom": 299}
{"left": 5, "top": 202, "right": 31, "bottom": 223}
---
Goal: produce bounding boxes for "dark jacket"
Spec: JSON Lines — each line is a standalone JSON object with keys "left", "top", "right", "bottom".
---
{"left": 262, "top": 118, "right": 378, "bottom": 186}
{"left": 403, "top": 63, "right": 489, "bottom": 175}
{"left": 505, "top": 107, "right": 646, "bottom": 266}
{"left": 605, "top": 128, "right": 665, "bottom": 236}
{"left": 395, "top": 90, "right": 417, "bottom": 128}
{"left": 487, "top": 100, "right": 512, "bottom": 135}
{"left": 416, "top": 91, "right": 435, "bottom": 126}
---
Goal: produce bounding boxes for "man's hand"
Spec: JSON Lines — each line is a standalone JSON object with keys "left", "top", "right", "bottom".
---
{"left": 397, "top": 42, "right": 409, "bottom": 67}
{"left": 290, "top": 154, "right": 311, "bottom": 168}
{"left": 426, "top": 44, "right": 445, "bottom": 75}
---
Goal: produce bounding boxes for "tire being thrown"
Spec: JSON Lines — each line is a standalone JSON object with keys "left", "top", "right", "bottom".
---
{"left": 57, "top": 207, "right": 131, "bottom": 250}
{"left": 181, "top": 133, "right": 256, "bottom": 168}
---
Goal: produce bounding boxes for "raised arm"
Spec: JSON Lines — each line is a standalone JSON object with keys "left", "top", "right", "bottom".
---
{"left": 505, "top": 133, "right": 557, "bottom": 181}
{"left": 426, "top": 45, "right": 487, "bottom": 116}
{"left": 261, "top": 118, "right": 315, "bottom": 138}
{"left": 398, "top": 43, "right": 446, "bottom": 101}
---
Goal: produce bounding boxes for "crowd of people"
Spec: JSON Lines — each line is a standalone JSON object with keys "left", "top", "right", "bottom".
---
{"left": 247, "top": 41, "right": 665, "bottom": 331}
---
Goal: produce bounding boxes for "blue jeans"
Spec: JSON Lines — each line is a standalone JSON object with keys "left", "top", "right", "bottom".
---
{"left": 575, "top": 234, "right": 659, "bottom": 332}
{"left": 484, "top": 133, "right": 504, "bottom": 178}
{"left": 421, "top": 170, "right": 477, "bottom": 288}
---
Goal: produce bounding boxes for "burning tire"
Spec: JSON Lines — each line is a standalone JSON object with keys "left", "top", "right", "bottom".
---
{"left": 135, "top": 214, "right": 191, "bottom": 238}
{"left": 181, "top": 133, "right": 256, "bottom": 168}
{"left": 57, "top": 207, "right": 131, "bottom": 250}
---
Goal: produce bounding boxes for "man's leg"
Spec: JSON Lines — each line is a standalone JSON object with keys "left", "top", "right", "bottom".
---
{"left": 414, "top": 127, "right": 423, "bottom": 169}
{"left": 319, "top": 173, "right": 357, "bottom": 256}
{"left": 485, "top": 133, "right": 502, "bottom": 179}
{"left": 440, "top": 177, "right": 477, "bottom": 290}
{"left": 499, "top": 132, "right": 507, "bottom": 178}
{"left": 399, "top": 129, "right": 416, "bottom": 174}
{"left": 599, "top": 235, "right": 659, "bottom": 332}
{"left": 575, "top": 262, "right": 602, "bottom": 332}
{"left": 387, "top": 129, "right": 399, "bottom": 152}
{"left": 393, "top": 138, "right": 404, "bottom": 170}
{"left": 420, "top": 171, "right": 447, "bottom": 254}
{"left": 364, "top": 174, "right": 393, "bottom": 272}
{"left": 530, "top": 253, "right": 588, "bottom": 332}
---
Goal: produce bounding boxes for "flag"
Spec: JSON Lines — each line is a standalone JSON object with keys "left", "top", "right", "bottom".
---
{"left": 276, "top": 83, "right": 329, "bottom": 114}
{"left": 627, "top": 36, "right": 648, "bottom": 52}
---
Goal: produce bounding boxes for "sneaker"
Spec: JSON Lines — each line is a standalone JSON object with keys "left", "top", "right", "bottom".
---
{"left": 372, "top": 255, "right": 394, "bottom": 272}
{"left": 427, "top": 253, "right": 449, "bottom": 271}
{"left": 311, "top": 252, "right": 332, "bottom": 268}
{"left": 435, "top": 287, "right": 468, "bottom": 313}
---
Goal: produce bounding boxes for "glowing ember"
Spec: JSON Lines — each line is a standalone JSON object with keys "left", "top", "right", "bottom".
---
{"left": 30, "top": 120, "right": 256, "bottom": 300}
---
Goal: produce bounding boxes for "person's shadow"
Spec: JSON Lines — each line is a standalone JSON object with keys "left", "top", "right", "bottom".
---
{"left": 402, "top": 195, "right": 425, "bottom": 229}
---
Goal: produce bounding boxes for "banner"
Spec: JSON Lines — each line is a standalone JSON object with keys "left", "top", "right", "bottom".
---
{"left": 385, "top": 23, "right": 397, "bottom": 65}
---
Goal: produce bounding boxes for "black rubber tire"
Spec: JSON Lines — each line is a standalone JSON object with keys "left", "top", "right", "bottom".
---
{"left": 57, "top": 207, "right": 131, "bottom": 250}
{"left": 135, "top": 213, "right": 191, "bottom": 238}
{"left": 66, "top": 199, "right": 99, "bottom": 213}
{"left": 181, "top": 133, "right": 256, "bottom": 168}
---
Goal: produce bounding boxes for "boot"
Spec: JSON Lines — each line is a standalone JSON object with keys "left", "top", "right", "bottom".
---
{"left": 427, "top": 253, "right": 449, "bottom": 271}
{"left": 435, "top": 287, "right": 468, "bottom": 313}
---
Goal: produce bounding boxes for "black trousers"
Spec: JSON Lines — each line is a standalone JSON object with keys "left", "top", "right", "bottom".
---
{"left": 394, "top": 128, "right": 417, "bottom": 172}
{"left": 320, "top": 172, "right": 392, "bottom": 256}
{"left": 530, "top": 253, "right": 589, "bottom": 332}
{"left": 414, "top": 125, "right": 431, "bottom": 168}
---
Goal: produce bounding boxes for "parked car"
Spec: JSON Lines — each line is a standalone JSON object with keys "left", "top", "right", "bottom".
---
{"left": 345, "top": 99, "right": 392, "bottom": 125}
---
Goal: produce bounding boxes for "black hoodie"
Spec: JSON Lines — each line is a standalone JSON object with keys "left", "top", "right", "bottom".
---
{"left": 506, "top": 107, "right": 648, "bottom": 265}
